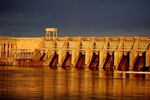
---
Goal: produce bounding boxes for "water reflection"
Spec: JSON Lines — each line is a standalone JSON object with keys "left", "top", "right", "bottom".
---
{"left": 0, "top": 66, "right": 150, "bottom": 100}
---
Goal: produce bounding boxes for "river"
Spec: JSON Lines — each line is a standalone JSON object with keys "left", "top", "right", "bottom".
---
{"left": 0, "top": 66, "right": 150, "bottom": 100}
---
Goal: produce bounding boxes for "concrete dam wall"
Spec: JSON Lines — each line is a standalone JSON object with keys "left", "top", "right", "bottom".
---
{"left": 0, "top": 37, "right": 150, "bottom": 72}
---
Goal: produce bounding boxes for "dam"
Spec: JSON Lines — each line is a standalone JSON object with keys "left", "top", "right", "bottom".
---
{"left": 0, "top": 28, "right": 150, "bottom": 75}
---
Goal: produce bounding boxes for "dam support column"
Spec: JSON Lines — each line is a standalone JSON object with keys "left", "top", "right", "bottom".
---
{"left": 94, "top": 38, "right": 105, "bottom": 71}
{"left": 99, "top": 38, "right": 108, "bottom": 71}
{"left": 114, "top": 51, "right": 123, "bottom": 70}
{"left": 145, "top": 46, "right": 150, "bottom": 79}
{"left": 130, "top": 40, "right": 138, "bottom": 71}
{"left": 132, "top": 37, "right": 149, "bottom": 70}
{"left": 12, "top": 44, "right": 17, "bottom": 65}
{"left": 114, "top": 51, "right": 123, "bottom": 78}
{"left": 82, "top": 40, "right": 94, "bottom": 70}
{"left": 43, "top": 39, "right": 56, "bottom": 65}
{"left": 146, "top": 45, "right": 150, "bottom": 67}
{"left": 98, "top": 38, "right": 109, "bottom": 78}
{"left": 104, "top": 37, "right": 120, "bottom": 78}
{"left": 146, "top": 48, "right": 150, "bottom": 79}
{"left": 0, "top": 43, "right": 2, "bottom": 58}
{"left": 113, "top": 37, "right": 133, "bottom": 78}
{"left": 146, "top": 47, "right": 150, "bottom": 69}
{"left": 99, "top": 50, "right": 107, "bottom": 78}
{"left": 69, "top": 41, "right": 80, "bottom": 69}
{"left": 5, "top": 43, "right": 7, "bottom": 58}
{"left": 57, "top": 41, "right": 67, "bottom": 67}
{"left": 71, "top": 50, "right": 76, "bottom": 67}
{"left": 85, "top": 49, "right": 93, "bottom": 70}
{"left": 129, "top": 49, "right": 138, "bottom": 78}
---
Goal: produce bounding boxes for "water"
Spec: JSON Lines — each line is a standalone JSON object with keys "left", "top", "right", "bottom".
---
{"left": 0, "top": 66, "right": 150, "bottom": 100}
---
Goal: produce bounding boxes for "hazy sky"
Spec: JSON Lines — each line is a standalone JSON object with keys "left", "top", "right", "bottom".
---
{"left": 0, "top": 0, "right": 150, "bottom": 37}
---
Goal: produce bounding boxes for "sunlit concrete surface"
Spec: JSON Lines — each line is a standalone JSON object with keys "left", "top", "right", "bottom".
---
{"left": 0, "top": 37, "right": 149, "bottom": 73}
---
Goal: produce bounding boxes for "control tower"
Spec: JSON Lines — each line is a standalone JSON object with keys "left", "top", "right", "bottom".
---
{"left": 45, "top": 28, "right": 58, "bottom": 37}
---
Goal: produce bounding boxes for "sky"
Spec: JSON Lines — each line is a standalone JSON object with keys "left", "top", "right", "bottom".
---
{"left": 0, "top": 0, "right": 150, "bottom": 37}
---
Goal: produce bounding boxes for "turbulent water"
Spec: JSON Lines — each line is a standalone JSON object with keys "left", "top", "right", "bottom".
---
{"left": 0, "top": 66, "right": 150, "bottom": 100}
